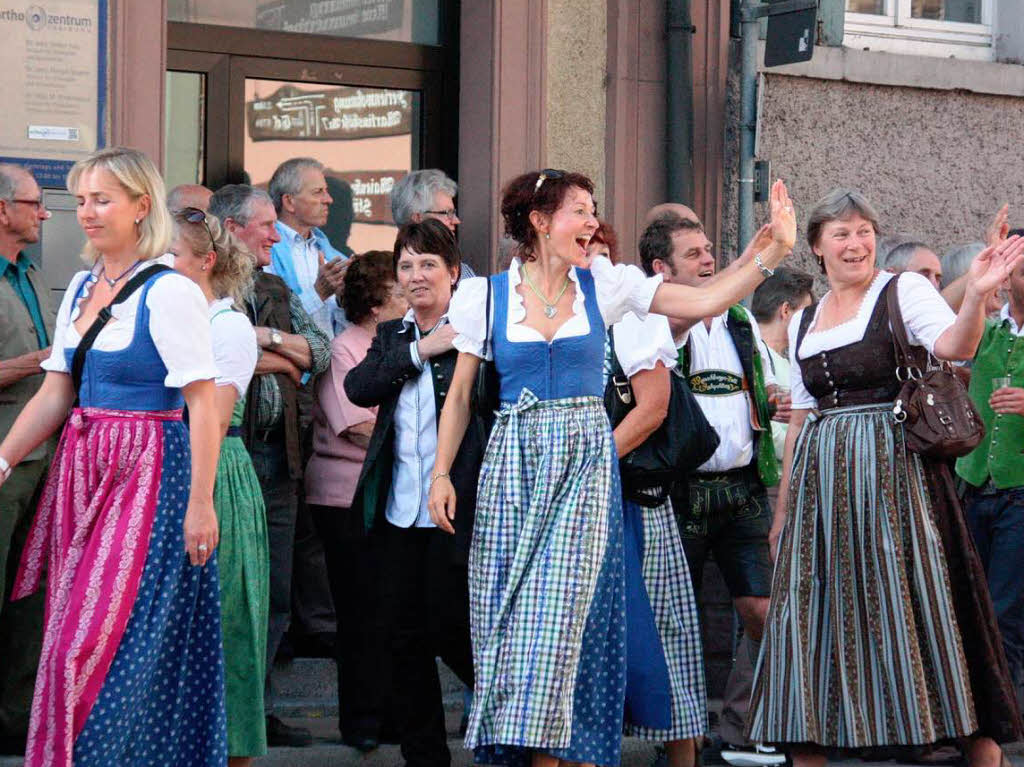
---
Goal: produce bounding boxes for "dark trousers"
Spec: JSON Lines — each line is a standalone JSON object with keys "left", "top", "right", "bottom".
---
{"left": 0, "top": 459, "right": 47, "bottom": 739}
{"left": 376, "top": 521, "right": 474, "bottom": 767}
{"left": 310, "top": 504, "right": 391, "bottom": 740}
{"left": 965, "top": 486, "right": 1024, "bottom": 698}
{"left": 249, "top": 439, "right": 298, "bottom": 712}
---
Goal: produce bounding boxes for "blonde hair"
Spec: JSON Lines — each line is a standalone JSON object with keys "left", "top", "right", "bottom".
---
{"left": 67, "top": 146, "right": 172, "bottom": 264}
{"left": 173, "top": 210, "right": 255, "bottom": 305}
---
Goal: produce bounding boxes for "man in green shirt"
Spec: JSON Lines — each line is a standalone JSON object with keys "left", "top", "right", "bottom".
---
{"left": 956, "top": 256, "right": 1024, "bottom": 706}
{"left": 0, "top": 163, "right": 56, "bottom": 754}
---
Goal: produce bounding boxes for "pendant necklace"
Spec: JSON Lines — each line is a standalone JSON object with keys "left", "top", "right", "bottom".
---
{"left": 99, "top": 259, "right": 143, "bottom": 288}
{"left": 521, "top": 264, "right": 570, "bottom": 319}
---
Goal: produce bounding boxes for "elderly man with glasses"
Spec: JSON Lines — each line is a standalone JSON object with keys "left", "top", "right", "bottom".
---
{"left": 390, "top": 169, "right": 475, "bottom": 279}
{"left": 0, "top": 163, "right": 56, "bottom": 755}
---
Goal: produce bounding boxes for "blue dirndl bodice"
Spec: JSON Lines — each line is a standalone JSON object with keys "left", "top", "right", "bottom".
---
{"left": 63, "top": 271, "right": 185, "bottom": 411}
{"left": 492, "top": 267, "right": 606, "bottom": 403}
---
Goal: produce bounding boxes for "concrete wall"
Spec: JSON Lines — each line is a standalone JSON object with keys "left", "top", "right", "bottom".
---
{"left": 720, "top": 47, "right": 1024, "bottom": 291}
{"left": 545, "top": 0, "right": 608, "bottom": 212}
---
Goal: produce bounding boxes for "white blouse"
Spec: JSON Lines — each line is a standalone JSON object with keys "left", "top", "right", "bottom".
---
{"left": 209, "top": 297, "right": 258, "bottom": 398}
{"left": 449, "top": 256, "right": 663, "bottom": 360}
{"left": 788, "top": 270, "right": 956, "bottom": 410}
{"left": 42, "top": 254, "right": 218, "bottom": 389}
{"left": 611, "top": 311, "right": 678, "bottom": 379}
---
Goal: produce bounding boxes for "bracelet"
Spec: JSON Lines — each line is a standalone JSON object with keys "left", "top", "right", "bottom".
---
{"left": 430, "top": 471, "right": 451, "bottom": 484}
{"left": 0, "top": 456, "right": 11, "bottom": 481}
{"left": 754, "top": 252, "right": 775, "bottom": 278}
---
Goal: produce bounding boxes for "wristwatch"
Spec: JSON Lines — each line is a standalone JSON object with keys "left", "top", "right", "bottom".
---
{"left": 269, "top": 329, "right": 283, "bottom": 350}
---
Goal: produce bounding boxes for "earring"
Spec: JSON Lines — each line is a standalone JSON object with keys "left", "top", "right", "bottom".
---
{"left": 544, "top": 233, "right": 550, "bottom": 240}
{"left": 201, "top": 265, "right": 208, "bottom": 272}
{"left": 134, "top": 218, "right": 141, "bottom": 225}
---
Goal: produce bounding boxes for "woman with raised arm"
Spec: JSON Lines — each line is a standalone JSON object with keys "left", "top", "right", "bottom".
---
{"left": 748, "top": 188, "right": 1024, "bottom": 767}
{"left": 171, "top": 208, "right": 265, "bottom": 767}
{"left": 427, "top": 170, "right": 795, "bottom": 767}
{"left": 0, "top": 147, "right": 225, "bottom": 766}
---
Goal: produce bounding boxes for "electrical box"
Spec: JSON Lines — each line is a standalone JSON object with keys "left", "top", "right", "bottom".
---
{"left": 764, "top": 1, "right": 818, "bottom": 67}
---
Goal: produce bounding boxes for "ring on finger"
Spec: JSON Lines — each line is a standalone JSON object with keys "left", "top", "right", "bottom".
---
{"left": 197, "top": 543, "right": 209, "bottom": 552}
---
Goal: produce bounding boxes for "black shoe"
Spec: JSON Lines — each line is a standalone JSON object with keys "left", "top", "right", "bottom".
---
{"left": 0, "top": 734, "right": 26, "bottom": 756}
{"left": 266, "top": 715, "right": 313, "bottom": 747}
{"left": 342, "top": 734, "right": 379, "bottom": 753}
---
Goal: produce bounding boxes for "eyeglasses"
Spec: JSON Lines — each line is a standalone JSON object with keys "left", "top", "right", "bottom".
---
{"left": 534, "top": 169, "right": 565, "bottom": 193}
{"left": 178, "top": 206, "right": 218, "bottom": 255}
{"left": 10, "top": 198, "right": 49, "bottom": 216}
{"left": 425, "top": 208, "right": 458, "bottom": 220}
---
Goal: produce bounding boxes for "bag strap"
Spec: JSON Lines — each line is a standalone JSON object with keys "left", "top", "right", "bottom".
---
{"left": 885, "top": 273, "right": 927, "bottom": 373}
{"left": 71, "top": 264, "right": 172, "bottom": 399}
{"left": 483, "top": 276, "right": 493, "bottom": 358}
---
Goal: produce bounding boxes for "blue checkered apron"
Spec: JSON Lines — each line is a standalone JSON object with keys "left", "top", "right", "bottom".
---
{"left": 465, "top": 389, "right": 627, "bottom": 766}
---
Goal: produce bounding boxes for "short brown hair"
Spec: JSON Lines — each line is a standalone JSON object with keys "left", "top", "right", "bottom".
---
{"left": 592, "top": 219, "right": 621, "bottom": 264}
{"left": 341, "top": 250, "right": 397, "bottom": 324}
{"left": 501, "top": 169, "right": 596, "bottom": 260}
{"left": 392, "top": 218, "right": 462, "bottom": 279}
{"left": 638, "top": 213, "right": 705, "bottom": 277}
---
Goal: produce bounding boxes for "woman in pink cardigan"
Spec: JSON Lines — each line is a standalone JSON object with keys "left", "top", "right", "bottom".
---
{"left": 305, "top": 250, "right": 407, "bottom": 751}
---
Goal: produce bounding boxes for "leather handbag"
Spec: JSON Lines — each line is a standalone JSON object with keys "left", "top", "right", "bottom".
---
{"left": 473, "top": 275, "right": 500, "bottom": 431}
{"left": 605, "top": 327, "right": 720, "bottom": 507}
{"left": 887, "top": 275, "right": 984, "bottom": 458}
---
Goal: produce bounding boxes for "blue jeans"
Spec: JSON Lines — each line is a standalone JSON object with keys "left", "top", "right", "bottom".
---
{"left": 965, "top": 486, "right": 1024, "bottom": 690}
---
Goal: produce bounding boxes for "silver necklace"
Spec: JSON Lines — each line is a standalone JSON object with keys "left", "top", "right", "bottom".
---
{"left": 99, "top": 260, "right": 143, "bottom": 288}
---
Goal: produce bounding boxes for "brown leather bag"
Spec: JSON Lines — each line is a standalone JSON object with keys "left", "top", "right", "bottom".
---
{"left": 887, "top": 275, "right": 984, "bottom": 458}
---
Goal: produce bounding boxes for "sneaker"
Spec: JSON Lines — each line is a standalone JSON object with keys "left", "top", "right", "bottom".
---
{"left": 720, "top": 743, "right": 787, "bottom": 767}
{"left": 265, "top": 715, "right": 313, "bottom": 748}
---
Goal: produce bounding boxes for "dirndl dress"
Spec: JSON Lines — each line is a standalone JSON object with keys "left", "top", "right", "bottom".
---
{"left": 605, "top": 313, "right": 706, "bottom": 742}
{"left": 215, "top": 399, "right": 269, "bottom": 756}
{"left": 748, "top": 276, "right": 1023, "bottom": 747}
{"left": 465, "top": 269, "right": 627, "bottom": 766}
{"left": 12, "top": 268, "right": 227, "bottom": 767}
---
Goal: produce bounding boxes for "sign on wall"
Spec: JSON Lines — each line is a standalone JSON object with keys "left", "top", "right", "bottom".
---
{"left": 247, "top": 84, "right": 414, "bottom": 141}
{"left": 255, "top": 0, "right": 403, "bottom": 37}
{"left": 0, "top": 0, "right": 107, "bottom": 187}
{"left": 329, "top": 169, "right": 406, "bottom": 225}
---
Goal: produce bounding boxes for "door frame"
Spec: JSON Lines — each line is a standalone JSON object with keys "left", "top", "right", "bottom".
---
{"left": 167, "top": 22, "right": 454, "bottom": 188}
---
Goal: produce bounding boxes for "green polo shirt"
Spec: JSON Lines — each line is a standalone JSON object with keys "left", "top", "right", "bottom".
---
{"left": 956, "top": 309, "right": 1024, "bottom": 489}
{"left": 0, "top": 253, "right": 48, "bottom": 348}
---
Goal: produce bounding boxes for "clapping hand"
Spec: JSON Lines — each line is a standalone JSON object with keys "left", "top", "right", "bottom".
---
{"left": 986, "top": 204, "right": 1010, "bottom": 249}
{"left": 314, "top": 251, "right": 348, "bottom": 300}
{"left": 966, "top": 235, "right": 1024, "bottom": 298}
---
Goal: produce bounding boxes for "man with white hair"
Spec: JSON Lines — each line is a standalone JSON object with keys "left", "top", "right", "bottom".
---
{"left": 390, "top": 169, "right": 475, "bottom": 278}
{"left": 0, "top": 163, "right": 55, "bottom": 754}
{"left": 879, "top": 239, "right": 943, "bottom": 290}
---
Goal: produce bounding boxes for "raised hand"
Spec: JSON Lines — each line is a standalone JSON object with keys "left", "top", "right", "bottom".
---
{"left": 967, "top": 235, "right": 1024, "bottom": 297}
{"left": 769, "top": 180, "right": 797, "bottom": 253}
{"left": 739, "top": 223, "right": 774, "bottom": 266}
{"left": 985, "top": 203, "right": 1010, "bottom": 249}
{"left": 314, "top": 251, "right": 347, "bottom": 300}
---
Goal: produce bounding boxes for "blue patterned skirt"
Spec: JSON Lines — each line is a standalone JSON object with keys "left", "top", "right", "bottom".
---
{"left": 465, "top": 391, "right": 626, "bottom": 767}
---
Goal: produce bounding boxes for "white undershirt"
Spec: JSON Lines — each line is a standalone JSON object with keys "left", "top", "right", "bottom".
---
{"left": 209, "top": 297, "right": 258, "bottom": 398}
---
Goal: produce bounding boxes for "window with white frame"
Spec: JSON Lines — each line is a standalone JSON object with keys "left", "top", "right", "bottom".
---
{"left": 845, "top": 0, "right": 995, "bottom": 60}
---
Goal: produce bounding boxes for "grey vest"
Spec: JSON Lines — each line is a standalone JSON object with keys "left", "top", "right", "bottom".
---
{"left": 0, "top": 259, "right": 56, "bottom": 461}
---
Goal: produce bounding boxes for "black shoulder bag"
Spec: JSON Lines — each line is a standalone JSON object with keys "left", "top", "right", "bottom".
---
{"left": 71, "top": 265, "right": 172, "bottom": 402}
{"left": 604, "top": 327, "right": 720, "bottom": 507}
{"left": 473, "top": 276, "right": 500, "bottom": 432}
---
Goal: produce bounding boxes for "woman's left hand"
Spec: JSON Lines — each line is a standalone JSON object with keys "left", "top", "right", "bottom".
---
{"left": 184, "top": 497, "right": 219, "bottom": 566}
{"left": 966, "top": 235, "right": 1024, "bottom": 297}
{"left": 769, "top": 180, "right": 797, "bottom": 253}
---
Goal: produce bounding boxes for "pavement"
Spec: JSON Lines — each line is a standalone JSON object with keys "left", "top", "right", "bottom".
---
{"left": 1, "top": 657, "right": 1022, "bottom": 766}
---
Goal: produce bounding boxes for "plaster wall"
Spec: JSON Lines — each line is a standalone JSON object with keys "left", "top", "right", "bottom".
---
{"left": 545, "top": 0, "right": 608, "bottom": 211}
{"left": 723, "top": 71, "right": 1024, "bottom": 292}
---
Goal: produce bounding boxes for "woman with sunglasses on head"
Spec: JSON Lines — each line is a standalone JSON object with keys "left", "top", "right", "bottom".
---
{"left": 427, "top": 170, "right": 796, "bottom": 767}
{"left": 171, "top": 207, "right": 266, "bottom": 767}
{"left": 0, "top": 147, "right": 225, "bottom": 766}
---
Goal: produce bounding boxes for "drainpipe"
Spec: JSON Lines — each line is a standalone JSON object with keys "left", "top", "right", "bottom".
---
{"left": 666, "top": 0, "right": 695, "bottom": 206}
{"left": 738, "top": 0, "right": 759, "bottom": 255}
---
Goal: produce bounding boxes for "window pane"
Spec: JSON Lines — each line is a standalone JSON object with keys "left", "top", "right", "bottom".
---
{"left": 911, "top": 0, "right": 981, "bottom": 22}
{"left": 846, "top": 0, "right": 886, "bottom": 13}
{"left": 168, "top": 0, "right": 443, "bottom": 46}
{"left": 164, "top": 71, "right": 205, "bottom": 188}
{"left": 244, "top": 78, "right": 420, "bottom": 255}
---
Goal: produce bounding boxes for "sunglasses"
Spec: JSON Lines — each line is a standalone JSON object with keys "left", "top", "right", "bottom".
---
{"left": 178, "top": 206, "right": 218, "bottom": 255}
{"left": 534, "top": 168, "right": 565, "bottom": 193}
